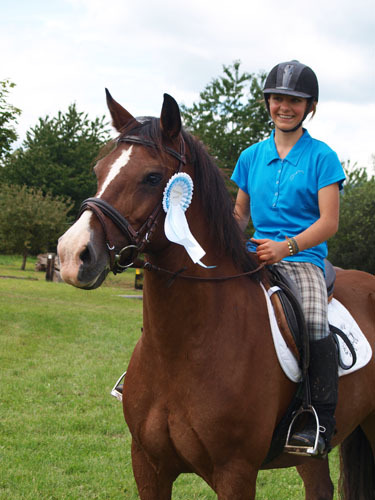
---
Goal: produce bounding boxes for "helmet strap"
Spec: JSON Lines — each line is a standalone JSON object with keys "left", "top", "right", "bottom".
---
{"left": 279, "top": 120, "right": 304, "bottom": 133}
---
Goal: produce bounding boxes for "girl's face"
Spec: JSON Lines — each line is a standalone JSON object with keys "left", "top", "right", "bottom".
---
{"left": 269, "top": 94, "right": 309, "bottom": 132}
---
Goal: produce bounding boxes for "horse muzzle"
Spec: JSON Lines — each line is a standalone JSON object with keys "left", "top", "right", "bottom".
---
{"left": 57, "top": 220, "right": 110, "bottom": 289}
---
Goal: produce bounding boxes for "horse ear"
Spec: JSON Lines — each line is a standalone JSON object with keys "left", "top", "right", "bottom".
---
{"left": 160, "top": 93, "right": 181, "bottom": 140}
{"left": 105, "top": 88, "right": 136, "bottom": 132}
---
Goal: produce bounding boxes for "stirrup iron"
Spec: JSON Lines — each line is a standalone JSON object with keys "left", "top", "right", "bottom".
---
{"left": 110, "top": 370, "right": 127, "bottom": 402}
{"left": 284, "top": 405, "right": 321, "bottom": 456}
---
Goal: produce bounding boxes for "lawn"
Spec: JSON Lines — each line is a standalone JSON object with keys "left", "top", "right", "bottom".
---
{"left": 0, "top": 255, "right": 340, "bottom": 499}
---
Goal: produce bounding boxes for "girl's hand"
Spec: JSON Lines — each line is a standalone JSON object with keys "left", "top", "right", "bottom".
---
{"left": 251, "top": 238, "right": 289, "bottom": 265}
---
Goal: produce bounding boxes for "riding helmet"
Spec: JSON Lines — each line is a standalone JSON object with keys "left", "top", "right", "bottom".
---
{"left": 263, "top": 60, "right": 319, "bottom": 101}
{"left": 263, "top": 60, "right": 319, "bottom": 130}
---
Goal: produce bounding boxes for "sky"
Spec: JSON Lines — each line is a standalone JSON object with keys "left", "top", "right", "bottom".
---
{"left": 2, "top": 0, "right": 375, "bottom": 172}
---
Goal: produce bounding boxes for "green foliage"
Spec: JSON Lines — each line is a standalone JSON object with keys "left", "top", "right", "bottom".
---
{"left": 181, "top": 61, "right": 270, "bottom": 178}
{"left": 0, "top": 103, "right": 110, "bottom": 214}
{"left": 328, "top": 164, "right": 375, "bottom": 273}
{"left": 0, "top": 79, "right": 21, "bottom": 165}
{"left": 0, "top": 184, "right": 73, "bottom": 268}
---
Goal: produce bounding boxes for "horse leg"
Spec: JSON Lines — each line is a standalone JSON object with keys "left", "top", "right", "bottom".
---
{"left": 361, "top": 412, "right": 375, "bottom": 455}
{"left": 130, "top": 440, "right": 176, "bottom": 500}
{"left": 296, "top": 458, "right": 334, "bottom": 500}
{"left": 213, "top": 463, "right": 258, "bottom": 500}
{"left": 339, "top": 420, "right": 375, "bottom": 500}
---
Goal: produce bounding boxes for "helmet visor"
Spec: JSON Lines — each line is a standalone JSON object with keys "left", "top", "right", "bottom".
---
{"left": 263, "top": 88, "right": 313, "bottom": 99}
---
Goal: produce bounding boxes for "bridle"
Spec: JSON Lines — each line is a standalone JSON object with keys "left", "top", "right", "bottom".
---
{"left": 79, "top": 134, "right": 186, "bottom": 274}
{"left": 79, "top": 132, "right": 265, "bottom": 282}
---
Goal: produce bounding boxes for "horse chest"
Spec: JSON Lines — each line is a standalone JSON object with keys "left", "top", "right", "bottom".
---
{"left": 134, "top": 405, "right": 172, "bottom": 457}
{"left": 127, "top": 397, "right": 207, "bottom": 471}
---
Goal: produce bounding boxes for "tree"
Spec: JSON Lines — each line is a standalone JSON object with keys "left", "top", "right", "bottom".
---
{"left": 0, "top": 184, "right": 73, "bottom": 269}
{"left": 0, "top": 79, "right": 21, "bottom": 165}
{"left": 0, "top": 103, "right": 110, "bottom": 214}
{"left": 328, "top": 164, "right": 375, "bottom": 274}
{"left": 180, "top": 61, "right": 270, "bottom": 178}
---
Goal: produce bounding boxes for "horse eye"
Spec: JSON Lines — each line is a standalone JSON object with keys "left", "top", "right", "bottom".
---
{"left": 143, "top": 173, "right": 163, "bottom": 186}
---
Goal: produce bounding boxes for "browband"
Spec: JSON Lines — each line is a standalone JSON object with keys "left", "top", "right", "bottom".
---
{"left": 118, "top": 135, "right": 186, "bottom": 165}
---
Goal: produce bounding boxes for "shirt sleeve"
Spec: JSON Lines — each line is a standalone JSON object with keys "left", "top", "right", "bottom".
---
{"left": 317, "top": 149, "right": 346, "bottom": 192}
{"left": 231, "top": 151, "right": 250, "bottom": 194}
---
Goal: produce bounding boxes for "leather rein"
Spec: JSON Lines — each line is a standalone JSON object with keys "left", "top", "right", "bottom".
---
{"left": 79, "top": 133, "right": 265, "bottom": 281}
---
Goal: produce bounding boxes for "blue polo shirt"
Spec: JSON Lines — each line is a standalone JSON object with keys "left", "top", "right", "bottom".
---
{"left": 231, "top": 129, "right": 345, "bottom": 271}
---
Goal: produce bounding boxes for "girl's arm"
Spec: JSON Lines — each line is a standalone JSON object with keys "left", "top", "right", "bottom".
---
{"left": 233, "top": 188, "right": 251, "bottom": 232}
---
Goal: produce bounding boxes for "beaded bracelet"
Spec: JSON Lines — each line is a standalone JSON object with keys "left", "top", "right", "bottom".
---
{"left": 286, "top": 237, "right": 299, "bottom": 256}
{"left": 290, "top": 237, "right": 299, "bottom": 255}
{"left": 286, "top": 238, "right": 294, "bottom": 255}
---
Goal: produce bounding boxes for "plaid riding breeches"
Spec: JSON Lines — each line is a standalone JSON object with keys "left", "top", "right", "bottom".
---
{"left": 273, "top": 260, "right": 330, "bottom": 341}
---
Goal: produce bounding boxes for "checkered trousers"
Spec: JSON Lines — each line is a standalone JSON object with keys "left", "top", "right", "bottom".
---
{"left": 274, "top": 261, "right": 330, "bottom": 341}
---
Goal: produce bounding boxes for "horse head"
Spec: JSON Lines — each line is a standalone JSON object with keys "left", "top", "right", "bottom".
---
{"left": 58, "top": 89, "right": 257, "bottom": 289}
{"left": 57, "top": 91, "right": 188, "bottom": 289}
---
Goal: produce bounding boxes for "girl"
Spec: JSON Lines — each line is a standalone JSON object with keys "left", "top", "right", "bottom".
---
{"left": 231, "top": 60, "right": 346, "bottom": 455}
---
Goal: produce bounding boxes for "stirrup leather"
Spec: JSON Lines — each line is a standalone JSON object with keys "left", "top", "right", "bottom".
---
{"left": 284, "top": 405, "right": 322, "bottom": 456}
{"left": 110, "top": 370, "right": 127, "bottom": 402}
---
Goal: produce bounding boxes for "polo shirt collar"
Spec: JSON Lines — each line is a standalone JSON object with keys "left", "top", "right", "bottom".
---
{"left": 266, "top": 129, "right": 312, "bottom": 166}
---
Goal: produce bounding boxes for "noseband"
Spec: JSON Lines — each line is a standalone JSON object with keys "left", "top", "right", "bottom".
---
{"left": 79, "top": 134, "right": 186, "bottom": 274}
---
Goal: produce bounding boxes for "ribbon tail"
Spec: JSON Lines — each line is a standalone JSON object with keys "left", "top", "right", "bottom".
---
{"left": 164, "top": 206, "right": 215, "bottom": 268}
{"left": 195, "top": 260, "right": 216, "bottom": 269}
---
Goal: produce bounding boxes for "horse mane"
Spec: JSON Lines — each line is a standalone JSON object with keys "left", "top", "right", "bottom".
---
{"left": 119, "top": 117, "right": 261, "bottom": 277}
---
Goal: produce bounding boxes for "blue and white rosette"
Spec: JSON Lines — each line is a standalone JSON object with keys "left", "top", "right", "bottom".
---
{"left": 162, "top": 173, "right": 214, "bottom": 268}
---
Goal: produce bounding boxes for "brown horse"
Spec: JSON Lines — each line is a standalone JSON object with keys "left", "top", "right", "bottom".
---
{"left": 57, "top": 91, "right": 375, "bottom": 500}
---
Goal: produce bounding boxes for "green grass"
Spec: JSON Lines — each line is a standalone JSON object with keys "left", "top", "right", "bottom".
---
{"left": 0, "top": 255, "right": 339, "bottom": 499}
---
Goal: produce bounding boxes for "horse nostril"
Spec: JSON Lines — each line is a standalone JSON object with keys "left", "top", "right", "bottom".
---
{"left": 80, "top": 243, "right": 93, "bottom": 265}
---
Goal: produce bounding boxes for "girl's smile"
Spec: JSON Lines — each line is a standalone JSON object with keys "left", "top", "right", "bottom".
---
{"left": 269, "top": 94, "right": 308, "bottom": 131}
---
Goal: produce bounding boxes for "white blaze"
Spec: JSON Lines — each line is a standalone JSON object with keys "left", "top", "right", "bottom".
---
{"left": 58, "top": 210, "right": 93, "bottom": 284}
{"left": 62, "top": 210, "right": 92, "bottom": 247}
{"left": 97, "top": 146, "right": 133, "bottom": 198}
{"left": 58, "top": 146, "right": 133, "bottom": 285}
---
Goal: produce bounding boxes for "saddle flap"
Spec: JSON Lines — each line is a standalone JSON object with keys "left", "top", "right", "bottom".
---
{"left": 268, "top": 288, "right": 300, "bottom": 361}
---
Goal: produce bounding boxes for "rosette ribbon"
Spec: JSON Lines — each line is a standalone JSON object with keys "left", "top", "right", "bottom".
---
{"left": 162, "top": 173, "right": 215, "bottom": 268}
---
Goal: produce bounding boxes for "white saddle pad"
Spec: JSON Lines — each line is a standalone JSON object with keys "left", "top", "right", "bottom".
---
{"left": 261, "top": 284, "right": 373, "bottom": 383}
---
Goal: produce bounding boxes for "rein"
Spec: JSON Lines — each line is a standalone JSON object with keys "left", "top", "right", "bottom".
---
{"left": 142, "top": 260, "right": 266, "bottom": 285}
{"left": 78, "top": 134, "right": 186, "bottom": 274}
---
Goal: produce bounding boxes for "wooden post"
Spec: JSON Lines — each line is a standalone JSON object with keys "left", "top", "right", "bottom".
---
{"left": 46, "top": 253, "right": 55, "bottom": 281}
{"left": 134, "top": 268, "right": 143, "bottom": 290}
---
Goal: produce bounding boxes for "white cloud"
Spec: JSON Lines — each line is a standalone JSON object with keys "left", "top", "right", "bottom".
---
{"left": 2, "top": 0, "right": 375, "bottom": 169}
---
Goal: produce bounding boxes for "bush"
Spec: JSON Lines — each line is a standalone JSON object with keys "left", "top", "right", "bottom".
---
{"left": 0, "top": 184, "right": 73, "bottom": 269}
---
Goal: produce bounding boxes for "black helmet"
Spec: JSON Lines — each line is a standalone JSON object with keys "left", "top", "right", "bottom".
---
{"left": 263, "top": 60, "right": 319, "bottom": 132}
{"left": 263, "top": 60, "right": 319, "bottom": 102}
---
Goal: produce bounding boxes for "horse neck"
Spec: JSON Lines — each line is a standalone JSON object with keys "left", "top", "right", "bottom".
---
{"left": 140, "top": 188, "right": 263, "bottom": 351}
{"left": 141, "top": 239, "right": 262, "bottom": 360}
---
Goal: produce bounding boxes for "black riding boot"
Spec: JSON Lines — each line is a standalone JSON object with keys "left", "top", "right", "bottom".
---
{"left": 290, "top": 334, "right": 338, "bottom": 455}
